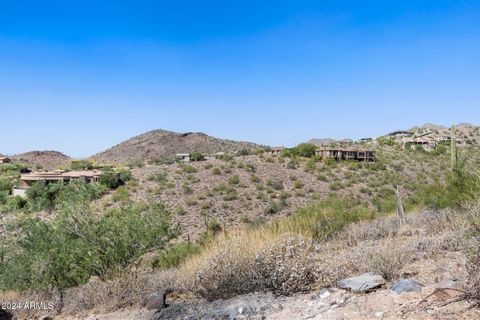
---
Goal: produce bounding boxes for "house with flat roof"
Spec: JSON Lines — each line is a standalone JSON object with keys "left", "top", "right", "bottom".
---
{"left": 176, "top": 153, "right": 191, "bottom": 162}
{"left": 268, "top": 147, "right": 285, "bottom": 155}
{"left": 0, "top": 157, "right": 12, "bottom": 164}
{"left": 401, "top": 137, "right": 437, "bottom": 151}
{"left": 315, "top": 147, "right": 376, "bottom": 162}
{"left": 13, "top": 170, "right": 102, "bottom": 197}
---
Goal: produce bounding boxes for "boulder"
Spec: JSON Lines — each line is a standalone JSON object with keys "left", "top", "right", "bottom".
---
{"left": 392, "top": 279, "right": 424, "bottom": 294}
{"left": 143, "top": 290, "right": 167, "bottom": 310}
{"left": 337, "top": 273, "right": 385, "bottom": 292}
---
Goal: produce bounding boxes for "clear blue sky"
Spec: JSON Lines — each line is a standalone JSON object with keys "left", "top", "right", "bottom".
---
{"left": 1, "top": 1, "right": 479, "bottom": 158}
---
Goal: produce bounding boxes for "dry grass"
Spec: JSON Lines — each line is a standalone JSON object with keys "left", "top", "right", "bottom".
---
{"left": 175, "top": 203, "right": 476, "bottom": 302}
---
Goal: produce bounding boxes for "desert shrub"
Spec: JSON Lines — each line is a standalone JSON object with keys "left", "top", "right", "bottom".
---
{"left": 152, "top": 242, "right": 201, "bottom": 269}
{"left": 0, "top": 200, "right": 178, "bottom": 293}
{"left": 264, "top": 200, "right": 283, "bottom": 214}
{"left": 223, "top": 188, "right": 238, "bottom": 201}
{"left": 148, "top": 172, "right": 168, "bottom": 183}
{"left": 181, "top": 165, "right": 198, "bottom": 174}
{"left": 253, "top": 235, "right": 316, "bottom": 295}
{"left": 212, "top": 167, "right": 221, "bottom": 175}
{"left": 372, "top": 187, "right": 396, "bottom": 214}
{"left": 228, "top": 175, "right": 240, "bottom": 185}
{"left": 290, "top": 143, "right": 317, "bottom": 158}
{"left": 236, "top": 149, "right": 250, "bottom": 156}
{"left": 185, "top": 237, "right": 257, "bottom": 301}
{"left": 204, "top": 163, "right": 213, "bottom": 169}
{"left": 250, "top": 175, "right": 260, "bottom": 183}
{"left": 305, "top": 158, "right": 316, "bottom": 173}
{"left": 190, "top": 152, "right": 205, "bottom": 162}
{"left": 26, "top": 180, "right": 64, "bottom": 211}
{"left": 70, "top": 160, "right": 94, "bottom": 171}
{"left": 364, "top": 243, "right": 414, "bottom": 281}
{"left": 182, "top": 184, "right": 193, "bottom": 195}
{"left": 329, "top": 181, "right": 342, "bottom": 191}
{"left": 175, "top": 206, "right": 186, "bottom": 215}
{"left": 275, "top": 195, "right": 375, "bottom": 240}
{"left": 0, "top": 178, "right": 12, "bottom": 193}
{"left": 185, "top": 197, "right": 198, "bottom": 206}
{"left": 287, "top": 158, "right": 299, "bottom": 169}
{"left": 200, "top": 201, "right": 211, "bottom": 210}
{"left": 99, "top": 168, "right": 132, "bottom": 189}
{"left": 266, "top": 179, "right": 284, "bottom": 191}
{"left": 294, "top": 179, "right": 304, "bottom": 189}
{"left": 111, "top": 186, "right": 130, "bottom": 203}
{"left": 410, "top": 167, "right": 479, "bottom": 209}
{"left": 217, "top": 154, "right": 233, "bottom": 162}
{"left": 316, "top": 174, "right": 327, "bottom": 182}
{"left": 3, "top": 195, "right": 27, "bottom": 212}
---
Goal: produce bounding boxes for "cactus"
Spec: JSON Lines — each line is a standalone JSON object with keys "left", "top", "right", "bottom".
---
{"left": 451, "top": 125, "right": 458, "bottom": 171}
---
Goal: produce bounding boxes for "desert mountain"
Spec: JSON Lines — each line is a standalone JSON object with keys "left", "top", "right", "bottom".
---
{"left": 92, "top": 129, "right": 265, "bottom": 164}
{"left": 409, "top": 123, "right": 448, "bottom": 132}
{"left": 12, "top": 150, "right": 71, "bottom": 170}
{"left": 307, "top": 138, "right": 338, "bottom": 146}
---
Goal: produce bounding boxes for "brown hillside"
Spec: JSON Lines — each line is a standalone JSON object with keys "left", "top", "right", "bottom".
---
{"left": 12, "top": 150, "right": 71, "bottom": 170}
{"left": 92, "top": 129, "right": 264, "bottom": 164}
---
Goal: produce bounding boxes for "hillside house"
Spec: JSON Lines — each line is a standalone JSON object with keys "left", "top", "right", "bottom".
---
{"left": 0, "top": 157, "right": 12, "bottom": 164}
{"left": 315, "top": 147, "right": 376, "bottom": 162}
{"left": 387, "top": 131, "right": 413, "bottom": 138}
{"left": 13, "top": 170, "right": 102, "bottom": 197}
{"left": 437, "top": 136, "right": 463, "bottom": 145}
{"left": 176, "top": 153, "right": 191, "bottom": 162}
{"left": 402, "top": 137, "right": 437, "bottom": 151}
{"left": 268, "top": 147, "right": 285, "bottom": 155}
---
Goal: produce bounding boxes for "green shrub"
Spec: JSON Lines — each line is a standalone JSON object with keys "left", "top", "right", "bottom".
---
{"left": 0, "top": 201, "right": 178, "bottom": 292}
{"left": 151, "top": 242, "right": 201, "bottom": 269}
{"left": 0, "top": 178, "right": 12, "bottom": 193}
{"left": 26, "top": 180, "right": 64, "bottom": 212}
{"left": 266, "top": 179, "right": 284, "bottom": 191}
{"left": 181, "top": 165, "right": 198, "bottom": 174}
{"left": 190, "top": 152, "right": 205, "bottom": 162}
{"left": 272, "top": 195, "right": 374, "bottom": 240}
{"left": 290, "top": 143, "right": 317, "bottom": 158}
{"left": 3, "top": 195, "right": 27, "bottom": 212}
{"left": 99, "top": 168, "right": 132, "bottom": 189}
{"left": 294, "top": 180, "right": 304, "bottom": 189}
{"left": 70, "top": 160, "right": 94, "bottom": 171}
{"left": 148, "top": 172, "right": 168, "bottom": 183}
{"left": 287, "top": 158, "right": 299, "bottom": 169}
{"left": 182, "top": 184, "right": 194, "bottom": 195}
{"left": 305, "top": 158, "right": 316, "bottom": 173}
{"left": 228, "top": 175, "right": 240, "bottom": 185}
{"left": 112, "top": 186, "right": 130, "bottom": 203}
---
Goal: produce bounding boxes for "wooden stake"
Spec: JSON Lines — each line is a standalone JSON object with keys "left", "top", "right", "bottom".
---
{"left": 396, "top": 185, "right": 407, "bottom": 226}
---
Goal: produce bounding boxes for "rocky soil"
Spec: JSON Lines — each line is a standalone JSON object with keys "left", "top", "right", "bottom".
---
{"left": 57, "top": 250, "right": 479, "bottom": 320}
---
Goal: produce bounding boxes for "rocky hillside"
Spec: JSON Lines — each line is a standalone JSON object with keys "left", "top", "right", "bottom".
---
{"left": 94, "top": 138, "right": 480, "bottom": 240}
{"left": 92, "top": 130, "right": 265, "bottom": 164}
{"left": 11, "top": 150, "right": 71, "bottom": 170}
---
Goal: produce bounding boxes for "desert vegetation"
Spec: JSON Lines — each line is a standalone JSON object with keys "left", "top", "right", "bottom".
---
{"left": 0, "top": 124, "right": 480, "bottom": 319}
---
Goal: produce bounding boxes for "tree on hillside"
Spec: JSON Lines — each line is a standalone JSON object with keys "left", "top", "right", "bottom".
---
{"left": 291, "top": 143, "right": 317, "bottom": 158}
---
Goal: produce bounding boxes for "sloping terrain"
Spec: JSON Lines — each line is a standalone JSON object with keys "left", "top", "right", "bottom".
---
{"left": 98, "top": 135, "right": 480, "bottom": 240}
{"left": 20, "top": 205, "right": 480, "bottom": 320}
{"left": 92, "top": 130, "right": 264, "bottom": 164}
{"left": 11, "top": 150, "right": 71, "bottom": 170}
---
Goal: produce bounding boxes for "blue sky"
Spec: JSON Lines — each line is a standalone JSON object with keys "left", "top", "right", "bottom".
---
{"left": 1, "top": 1, "right": 479, "bottom": 157}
